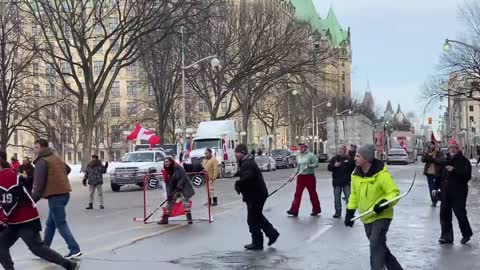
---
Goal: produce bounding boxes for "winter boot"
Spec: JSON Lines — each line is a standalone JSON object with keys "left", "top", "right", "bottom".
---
{"left": 186, "top": 212, "right": 193, "bottom": 224}
{"left": 212, "top": 197, "right": 218, "bottom": 206}
{"left": 85, "top": 203, "right": 93, "bottom": 210}
{"left": 267, "top": 230, "right": 280, "bottom": 246}
{"left": 286, "top": 210, "right": 298, "bottom": 217}
{"left": 333, "top": 210, "right": 341, "bottom": 218}
{"left": 244, "top": 243, "right": 263, "bottom": 250}
{"left": 157, "top": 214, "right": 169, "bottom": 225}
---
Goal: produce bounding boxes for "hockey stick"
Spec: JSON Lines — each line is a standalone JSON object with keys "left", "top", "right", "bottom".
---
{"left": 351, "top": 172, "right": 416, "bottom": 222}
{"left": 267, "top": 167, "right": 307, "bottom": 198}
{"left": 142, "top": 190, "right": 178, "bottom": 223}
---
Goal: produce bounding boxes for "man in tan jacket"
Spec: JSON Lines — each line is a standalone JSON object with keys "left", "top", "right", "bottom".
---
{"left": 202, "top": 149, "right": 219, "bottom": 206}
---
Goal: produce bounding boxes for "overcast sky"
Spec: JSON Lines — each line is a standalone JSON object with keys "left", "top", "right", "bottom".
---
{"left": 313, "top": 0, "right": 463, "bottom": 125}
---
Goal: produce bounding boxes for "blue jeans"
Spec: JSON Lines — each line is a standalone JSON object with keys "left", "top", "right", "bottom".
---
{"left": 426, "top": 174, "right": 440, "bottom": 203}
{"left": 44, "top": 193, "right": 81, "bottom": 253}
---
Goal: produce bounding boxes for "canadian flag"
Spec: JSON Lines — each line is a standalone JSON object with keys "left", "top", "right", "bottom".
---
{"left": 126, "top": 124, "right": 161, "bottom": 146}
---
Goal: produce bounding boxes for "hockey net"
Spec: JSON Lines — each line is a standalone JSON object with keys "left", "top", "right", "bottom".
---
{"left": 134, "top": 171, "right": 213, "bottom": 224}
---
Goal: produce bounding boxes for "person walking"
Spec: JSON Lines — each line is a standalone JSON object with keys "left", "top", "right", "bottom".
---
{"left": 18, "top": 157, "right": 35, "bottom": 194}
{"left": 344, "top": 144, "right": 403, "bottom": 270}
{"left": 83, "top": 155, "right": 108, "bottom": 210}
{"left": 287, "top": 143, "right": 321, "bottom": 217}
{"left": 437, "top": 139, "right": 473, "bottom": 245}
{"left": 234, "top": 144, "right": 279, "bottom": 250}
{"left": 0, "top": 151, "right": 80, "bottom": 270}
{"left": 421, "top": 141, "right": 445, "bottom": 207}
{"left": 158, "top": 157, "right": 195, "bottom": 225}
{"left": 31, "top": 139, "right": 82, "bottom": 259}
{"left": 10, "top": 156, "right": 20, "bottom": 172}
{"left": 476, "top": 144, "right": 480, "bottom": 166}
{"left": 328, "top": 145, "right": 355, "bottom": 218}
{"left": 201, "top": 149, "right": 219, "bottom": 206}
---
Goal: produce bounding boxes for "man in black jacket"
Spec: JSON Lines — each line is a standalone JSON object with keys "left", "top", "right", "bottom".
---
{"left": 437, "top": 140, "right": 473, "bottom": 245}
{"left": 234, "top": 144, "right": 279, "bottom": 250}
{"left": 328, "top": 145, "right": 355, "bottom": 218}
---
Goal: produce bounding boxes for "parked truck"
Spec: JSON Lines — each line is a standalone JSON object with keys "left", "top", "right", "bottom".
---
{"left": 326, "top": 113, "right": 374, "bottom": 158}
{"left": 389, "top": 131, "right": 417, "bottom": 162}
{"left": 185, "top": 120, "right": 238, "bottom": 178}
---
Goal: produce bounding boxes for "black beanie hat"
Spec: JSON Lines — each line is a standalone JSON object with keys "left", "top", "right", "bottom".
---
{"left": 235, "top": 144, "right": 248, "bottom": 155}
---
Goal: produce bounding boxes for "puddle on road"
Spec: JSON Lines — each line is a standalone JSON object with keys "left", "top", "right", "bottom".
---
{"left": 168, "top": 250, "right": 301, "bottom": 270}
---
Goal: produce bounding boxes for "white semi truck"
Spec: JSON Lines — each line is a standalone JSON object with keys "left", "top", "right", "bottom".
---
{"left": 185, "top": 120, "right": 238, "bottom": 178}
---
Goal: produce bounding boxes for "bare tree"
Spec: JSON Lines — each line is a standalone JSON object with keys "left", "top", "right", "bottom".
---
{"left": 0, "top": 2, "right": 61, "bottom": 150}
{"left": 21, "top": 0, "right": 210, "bottom": 168}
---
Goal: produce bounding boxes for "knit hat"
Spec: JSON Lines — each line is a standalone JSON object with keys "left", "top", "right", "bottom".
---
{"left": 448, "top": 139, "right": 459, "bottom": 149}
{"left": 357, "top": 144, "right": 375, "bottom": 162}
{"left": 235, "top": 144, "right": 249, "bottom": 155}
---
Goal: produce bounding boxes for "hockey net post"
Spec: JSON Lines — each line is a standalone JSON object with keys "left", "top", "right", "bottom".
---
{"left": 133, "top": 171, "right": 213, "bottom": 224}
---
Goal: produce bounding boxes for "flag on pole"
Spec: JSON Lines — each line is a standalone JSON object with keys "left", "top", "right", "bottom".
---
{"left": 126, "top": 124, "right": 161, "bottom": 146}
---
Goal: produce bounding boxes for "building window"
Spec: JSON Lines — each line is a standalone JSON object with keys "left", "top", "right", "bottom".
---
{"left": 13, "top": 131, "right": 18, "bottom": 145}
{"left": 108, "top": 17, "right": 118, "bottom": 33}
{"left": 78, "top": 152, "right": 82, "bottom": 162}
{"left": 127, "top": 62, "right": 137, "bottom": 75}
{"left": 469, "top": 116, "right": 474, "bottom": 122}
{"left": 67, "top": 152, "right": 72, "bottom": 163}
{"left": 34, "top": 84, "right": 41, "bottom": 97}
{"left": 111, "top": 81, "right": 120, "bottom": 97}
{"left": 33, "top": 63, "right": 39, "bottom": 76}
{"left": 94, "top": 23, "right": 103, "bottom": 34}
{"left": 94, "top": 61, "right": 103, "bottom": 77}
{"left": 112, "top": 126, "right": 121, "bottom": 143}
{"left": 127, "top": 81, "right": 137, "bottom": 96}
{"left": 77, "top": 67, "right": 83, "bottom": 76}
{"left": 46, "top": 84, "right": 55, "bottom": 97}
{"left": 100, "top": 151, "right": 105, "bottom": 160}
{"left": 111, "top": 102, "right": 120, "bottom": 117}
{"left": 127, "top": 102, "right": 137, "bottom": 114}
{"left": 61, "top": 63, "right": 71, "bottom": 74}
{"left": 46, "top": 64, "right": 55, "bottom": 76}
{"left": 221, "top": 101, "right": 227, "bottom": 111}
{"left": 110, "top": 39, "right": 120, "bottom": 54}
{"left": 469, "top": 105, "right": 474, "bottom": 112}
{"left": 199, "top": 101, "right": 208, "bottom": 113}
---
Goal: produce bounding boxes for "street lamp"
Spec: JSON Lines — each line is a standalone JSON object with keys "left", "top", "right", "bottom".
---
{"left": 443, "top": 39, "right": 480, "bottom": 52}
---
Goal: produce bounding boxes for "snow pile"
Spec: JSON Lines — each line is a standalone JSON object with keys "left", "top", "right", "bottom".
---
{"left": 68, "top": 162, "right": 122, "bottom": 181}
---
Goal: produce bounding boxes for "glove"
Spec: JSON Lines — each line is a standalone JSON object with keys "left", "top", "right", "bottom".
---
{"left": 82, "top": 178, "right": 87, "bottom": 187}
{"left": 234, "top": 181, "right": 241, "bottom": 194}
{"left": 344, "top": 209, "right": 355, "bottom": 227}
{"left": 373, "top": 199, "right": 389, "bottom": 214}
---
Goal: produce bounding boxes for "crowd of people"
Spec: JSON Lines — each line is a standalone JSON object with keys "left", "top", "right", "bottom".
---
{"left": 0, "top": 136, "right": 476, "bottom": 270}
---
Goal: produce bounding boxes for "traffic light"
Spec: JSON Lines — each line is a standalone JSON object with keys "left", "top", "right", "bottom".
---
{"left": 428, "top": 117, "right": 433, "bottom": 125}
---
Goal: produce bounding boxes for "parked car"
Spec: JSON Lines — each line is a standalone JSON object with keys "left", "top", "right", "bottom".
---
{"left": 110, "top": 150, "right": 166, "bottom": 192}
{"left": 386, "top": 148, "right": 409, "bottom": 165}
{"left": 255, "top": 156, "right": 276, "bottom": 172}
{"left": 271, "top": 149, "right": 297, "bottom": 169}
{"left": 318, "top": 153, "right": 329, "bottom": 163}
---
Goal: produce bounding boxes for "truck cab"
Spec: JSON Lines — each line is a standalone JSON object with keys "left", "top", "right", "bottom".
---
{"left": 185, "top": 120, "right": 238, "bottom": 178}
{"left": 110, "top": 150, "right": 166, "bottom": 192}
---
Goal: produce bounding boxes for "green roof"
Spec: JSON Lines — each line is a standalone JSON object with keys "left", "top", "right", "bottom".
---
{"left": 289, "top": 1, "right": 349, "bottom": 48}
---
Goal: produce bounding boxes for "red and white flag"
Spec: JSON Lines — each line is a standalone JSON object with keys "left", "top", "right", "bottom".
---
{"left": 126, "top": 124, "right": 161, "bottom": 146}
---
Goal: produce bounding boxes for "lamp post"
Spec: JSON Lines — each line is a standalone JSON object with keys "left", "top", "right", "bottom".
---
{"left": 443, "top": 39, "right": 480, "bottom": 52}
{"left": 311, "top": 101, "right": 331, "bottom": 154}
{"left": 274, "top": 89, "right": 298, "bottom": 147}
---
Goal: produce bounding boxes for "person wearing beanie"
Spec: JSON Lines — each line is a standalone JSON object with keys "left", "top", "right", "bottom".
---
{"left": 344, "top": 144, "right": 403, "bottom": 270}
{"left": 436, "top": 139, "right": 473, "bottom": 245}
{"left": 234, "top": 144, "right": 279, "bottom": 250}
{"left": 421, "top": 141, "right": 445, "bottom": 207}
{"left": 287, "top": 143, "right": 321, "bottom": 217}
{"left": 328, "top": 145, "right": 355, "bottom": 218}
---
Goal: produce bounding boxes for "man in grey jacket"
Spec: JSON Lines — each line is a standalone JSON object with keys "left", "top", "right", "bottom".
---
{"left": 83, "top": 155, "right": 108, "bottom": 210}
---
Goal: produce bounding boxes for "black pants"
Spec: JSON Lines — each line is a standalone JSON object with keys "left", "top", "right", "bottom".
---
{"left": 364, "top": 219, "right": 403, "bottom": 270}
{"left": 246, "top": 198, "right": 277, "bottom": 246}
{"left": 0, "top": 221, "right": 72, "bottom": 270}
{"left": 440, "top": 189, "right": 473, "bottom": 241}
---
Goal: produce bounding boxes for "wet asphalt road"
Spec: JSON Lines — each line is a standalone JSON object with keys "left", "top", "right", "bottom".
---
{"left": 10, "top": 162, "right": 480, "bottom": 270}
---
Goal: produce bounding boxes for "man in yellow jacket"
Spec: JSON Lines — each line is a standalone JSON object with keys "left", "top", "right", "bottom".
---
{"left": 344, "top": 144, "right": 403, "bottom": 270}
{"left": 202, "top": 149, "right": 219, "bottom": 206}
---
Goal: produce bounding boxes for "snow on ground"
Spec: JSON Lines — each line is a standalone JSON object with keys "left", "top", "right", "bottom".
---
{"left": 68, "top": 162, "right": 122, "bottom": 181}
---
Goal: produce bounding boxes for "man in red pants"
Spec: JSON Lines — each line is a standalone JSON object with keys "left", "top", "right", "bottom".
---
{"left": 287, "top": 143, "right": 321, "bottom": 216}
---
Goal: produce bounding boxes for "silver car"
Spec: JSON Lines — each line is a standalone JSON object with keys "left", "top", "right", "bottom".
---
{"left": 386, "top": 148, "right": 409, "bottom": 165}
{"left": 255, "top": 156, "right": 276, "bottom": 172}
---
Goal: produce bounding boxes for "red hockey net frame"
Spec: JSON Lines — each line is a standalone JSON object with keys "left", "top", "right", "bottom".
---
{"left": 138, "top": 171, "right": 213, "bottom": 224}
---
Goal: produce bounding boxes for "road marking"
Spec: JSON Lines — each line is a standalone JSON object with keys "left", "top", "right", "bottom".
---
{"left": 306, "top": 225, "right": 333, "bottom": 243}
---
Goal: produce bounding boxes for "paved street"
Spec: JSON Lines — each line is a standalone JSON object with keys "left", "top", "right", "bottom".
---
{"left": 11, "top": 162, "right": 480, "bottom": 270}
